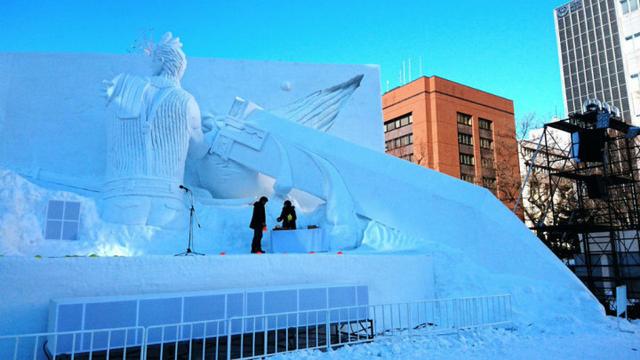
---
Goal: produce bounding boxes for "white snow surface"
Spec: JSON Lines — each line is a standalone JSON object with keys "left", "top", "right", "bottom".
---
{"left": 272, "top": 321, "right": 640, "bottom": 360}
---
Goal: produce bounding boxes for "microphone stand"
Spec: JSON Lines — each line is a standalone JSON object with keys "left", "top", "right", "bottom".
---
{"left": 175, "top": 185, "right": 205, "bottom": 256}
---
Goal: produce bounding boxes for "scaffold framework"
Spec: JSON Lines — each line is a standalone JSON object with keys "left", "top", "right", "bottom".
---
{"left": 517, "top": 104, "right": 640, "bottom": 315}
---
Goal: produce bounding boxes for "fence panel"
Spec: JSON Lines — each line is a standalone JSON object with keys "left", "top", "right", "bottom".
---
{"left": 225, "top": 294, "right": 512, "bottom": 359}
{"left": 0, "top": 294, "right": 511, "bottom": 360}
{"left": 0, "top": 326, "right": 144, "bottom": 360}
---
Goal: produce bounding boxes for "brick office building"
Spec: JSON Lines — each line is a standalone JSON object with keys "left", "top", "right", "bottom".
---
{"left": 382, "top": 76, "right": 521, "bottom": 210}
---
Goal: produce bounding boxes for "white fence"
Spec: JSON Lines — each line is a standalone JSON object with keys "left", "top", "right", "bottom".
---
{"left": 0, "top": 294, "right": 512, "bottom": 360}
{"left": 0, "top": 326, "right": 145, "bottom": 360}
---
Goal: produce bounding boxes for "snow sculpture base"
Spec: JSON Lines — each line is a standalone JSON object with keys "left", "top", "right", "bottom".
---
{"left": 102, "top": 178, "right": 186, "bottom": 228}
{"left": 0, "top": 254, "right": 434, "bottom": 336}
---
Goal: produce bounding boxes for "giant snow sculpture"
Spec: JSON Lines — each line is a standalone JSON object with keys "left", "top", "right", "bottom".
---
{"left": 101, "top": 33, "right": 210, "bottom": 228}
{"left": 95, "top": 31, "right": 367, "bottom": 250}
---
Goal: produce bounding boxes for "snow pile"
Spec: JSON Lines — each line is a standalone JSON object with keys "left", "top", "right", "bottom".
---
{"left": 0, "top": 169, "right": 168, "bottom": 256}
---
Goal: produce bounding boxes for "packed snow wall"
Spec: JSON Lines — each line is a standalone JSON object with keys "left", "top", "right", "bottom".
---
{"left": 0, "top": 255, "right": 434, "bottom": 335}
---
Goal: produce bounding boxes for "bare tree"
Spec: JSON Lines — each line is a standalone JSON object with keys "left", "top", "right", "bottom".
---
{"left": 489, "top": 113, "right": 544, "bottom": 214}
{"left": 516, "top": 113, "right": 578, "bottom": 234}
{"left": 411, "top": 141, "right": 430, "bottom": 167}
{"left": 516, "top": 113, "right": 543, "bottom": 141}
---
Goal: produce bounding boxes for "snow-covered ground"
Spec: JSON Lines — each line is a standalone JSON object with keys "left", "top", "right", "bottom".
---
{"left": 273, "top": 320, "right": 640, "bottom": 360}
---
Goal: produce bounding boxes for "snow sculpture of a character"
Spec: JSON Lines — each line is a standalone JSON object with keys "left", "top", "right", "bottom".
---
{"left": 101, "top": 32, "right": 208, "bottom": 228}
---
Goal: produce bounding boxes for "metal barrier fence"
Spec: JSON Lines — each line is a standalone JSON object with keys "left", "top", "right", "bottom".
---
{"left": 0, "top": 294, "right": 511, "bottom": 359}
{"left": 220, "top": 294, "right": 512, "bottom": 359}
{"left": 0, "top": 326, "right": 145, "bottom": 360}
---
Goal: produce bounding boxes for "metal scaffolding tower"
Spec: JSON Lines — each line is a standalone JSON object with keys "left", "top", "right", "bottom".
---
{"left": 520, "top": 103, "right": 640, "bottom": 315}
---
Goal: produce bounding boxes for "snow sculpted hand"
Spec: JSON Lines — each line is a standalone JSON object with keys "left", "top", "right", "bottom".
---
{"left": 101, "top": 79, "right": 116, "bottom": 104}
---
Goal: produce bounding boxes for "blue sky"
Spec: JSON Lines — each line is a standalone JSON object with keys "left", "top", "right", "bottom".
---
{"left": 0, "top": 0, "right": 567, "bottom": 122}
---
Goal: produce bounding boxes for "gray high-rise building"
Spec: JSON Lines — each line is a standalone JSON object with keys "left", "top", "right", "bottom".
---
{"left": 554, "top": 0, "right": 640, "bottom": 124}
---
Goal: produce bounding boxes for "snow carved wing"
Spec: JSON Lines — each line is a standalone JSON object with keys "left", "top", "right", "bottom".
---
{"left": 269, "top": 74, "right": 364, "bottom": 132}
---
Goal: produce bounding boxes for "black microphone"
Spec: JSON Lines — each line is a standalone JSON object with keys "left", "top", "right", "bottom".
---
{"left": 179, "top": 185, "right": 190, "bottom": 192}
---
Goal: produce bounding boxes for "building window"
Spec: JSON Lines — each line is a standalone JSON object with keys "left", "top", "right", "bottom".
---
{"left": 481, "top": 157, "right": 494, "bottom": 168}
{"left": 401, "top": 134, "right": 413, "bottom": 146}
{"left": 625, "top": 33, "right": 640, "bottom": 55}
{"left": 458, "top": 133, "right": 473, "bottom": 145}
{"left": 457, "top": 112, "right": 472, "bottom": 126}
{"left": 480, "top": 138, "right": 493, "bottom": 149}
{"left": 482, "top": 177, "right": 497, "bottom": 194}
{"left": 400, "top": 153, "right": 414, "bottom": 162}
{"left": 461, "top": 174, "right": 475, "bottom": 183}
{"left": 384, "top": 113, "right": 412, "bottom": 132}
{"left": 523, "top": 147, "right": 534, "bottom": 158}
{"left": 479, "top": 118, "right": 493, "bottom": 130}
{"left": 621, "top": 0, "right": 640, "bottom": 14}
{"left": 482, "top": 177, "right": 496, "bottom": 188}
{"left": 460, "top": 154, "right": 475, "bottom": 166}
{"left": 385, "top": 133, "right": 413, "bottom": 151}
{"left": 631, "top": 74, "right": 640, "bottom": 115}
{"left": 45, "top": 200, "right": 81, "bottom": 241}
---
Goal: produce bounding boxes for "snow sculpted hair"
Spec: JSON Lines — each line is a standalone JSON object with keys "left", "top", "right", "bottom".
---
{"left": 150, "top": 32, "right": 187, "bottom": 79}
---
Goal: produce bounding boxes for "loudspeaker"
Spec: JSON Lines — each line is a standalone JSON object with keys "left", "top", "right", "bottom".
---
{"left": 572, "top": 129, "right": 606, "bottom": 163}
{"left": 585, "top": 176, "right": 608, "bottom": 199}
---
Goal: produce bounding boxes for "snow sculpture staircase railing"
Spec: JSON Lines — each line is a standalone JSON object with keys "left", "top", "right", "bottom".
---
{"left": 0, "top": 294, "right": 512, "bottom": 360}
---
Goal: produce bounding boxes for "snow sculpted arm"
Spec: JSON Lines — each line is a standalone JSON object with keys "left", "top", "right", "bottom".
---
{"left": 101, "top": 74, "right": 149, "bottom": 118}
{"left": 186, "top": 97, "right": 215, "bottom": 160}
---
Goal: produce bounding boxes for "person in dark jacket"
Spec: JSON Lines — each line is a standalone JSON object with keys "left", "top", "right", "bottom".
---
{"left": 277, "top": 200, "right": 297, "bottom": 230}
{"left": 249, "top": 196, "right": 268, "bottom": 253}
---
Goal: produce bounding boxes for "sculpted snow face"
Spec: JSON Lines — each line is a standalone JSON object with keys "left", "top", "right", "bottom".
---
{"left": 101, "top": 33, "right": 208, "bottom": 228}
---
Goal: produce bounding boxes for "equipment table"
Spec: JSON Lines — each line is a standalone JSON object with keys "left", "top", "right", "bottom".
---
{"left": 269, "top": 228, "right": 327, "bottom": 253}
